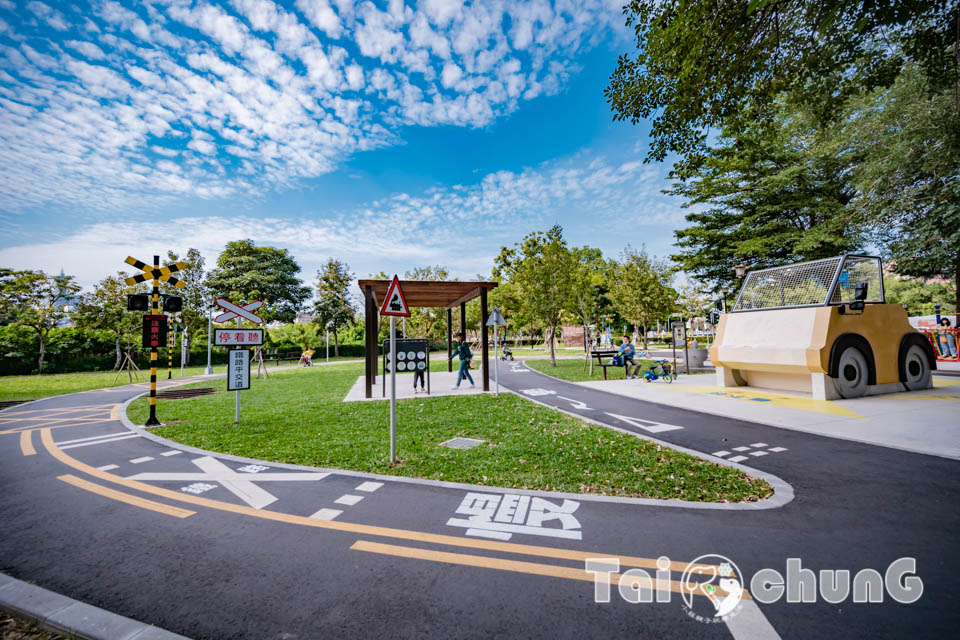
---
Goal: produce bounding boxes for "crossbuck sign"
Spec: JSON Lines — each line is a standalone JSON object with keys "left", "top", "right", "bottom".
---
{"left": 214, "top": 299, "right": 264, "bottom": 324}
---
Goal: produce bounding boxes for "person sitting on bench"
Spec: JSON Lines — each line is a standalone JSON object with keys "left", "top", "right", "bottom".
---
{"left": 618, "top": 335, "right": 640, "bottom": 379}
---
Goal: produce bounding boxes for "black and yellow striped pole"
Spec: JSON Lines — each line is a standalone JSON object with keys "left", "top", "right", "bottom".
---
{"left": 148, "top": 254, "right": 161, "bottom": 425}
{"left": 167, "top": 320, "right": 174, "bottom": 379}
{"left": 124, "top": 254, "right": 186, "bottom": 427}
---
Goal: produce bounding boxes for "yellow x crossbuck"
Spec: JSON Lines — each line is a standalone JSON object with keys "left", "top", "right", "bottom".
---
{"left": 123, "top": 256, "right": 188, "bottom": 289}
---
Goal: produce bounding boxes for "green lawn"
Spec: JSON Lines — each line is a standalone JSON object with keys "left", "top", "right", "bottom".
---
{"left": 525, "top": 356, "right": 664, "bottom": 383}
{"left": 126, "top": 364, "right": 771, "bottom": 502}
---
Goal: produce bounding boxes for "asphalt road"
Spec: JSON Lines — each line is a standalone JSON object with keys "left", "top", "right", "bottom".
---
{"left": 0, "top": 365, "right": 957, "bottom": 639}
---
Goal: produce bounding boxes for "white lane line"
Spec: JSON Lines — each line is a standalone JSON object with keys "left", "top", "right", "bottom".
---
{"left": 57, "top": 431, "right": 134, "bottom": 446}
{"left": 733, "top": 446, "right": 751, "bottom": 452}
{"left": 334, "top": 494, "right": 364, "bottom": 506}
{"left": 309, "top": 508, "right": 343, "bottom": 520}
{"left": 749, "top": 451, "right": 769, "bottom": 457}
{"left": 127, "top": 456, "right": 330, "bottom": 509}
{"left": 728, "top": 455, "right": 749, "bottom": 463}
{"left": 97, "top": 464, "right": 118, "bottom": 471}
{"left": 130, "top": 456, "right": 154, "bottom": 464}
{"left": 768, "top": 447, "right": 788, "bottom": 453}
{"left": 61, "top": 434, "right": 141, "bottom": 450}
{"left": 602, "top": 412, "right": 684, "bottom": 434}
{"left": 160, "top": 450, "right": 183, "bottom": 457}
{"left": 712, "top": 450, "right": 731, "bottom": 457}
{"left": 750, "top": 442, "right": 769, "bottom": 448}
{"left": 356, "top": 481, "right": 384, "bottom": 492}
{"left": 724, "top": 598, "right": 782, "bottom": 640}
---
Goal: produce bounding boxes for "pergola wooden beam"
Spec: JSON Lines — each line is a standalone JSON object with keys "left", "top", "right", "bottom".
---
{"left": 444, "top": 287, "right": 481, "bottom": 310}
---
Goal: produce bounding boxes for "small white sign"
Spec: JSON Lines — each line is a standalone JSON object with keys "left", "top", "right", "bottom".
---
{"left": 228, "top": 349, "right": 250, "bottom": 390}
{"left": 447, "top": 492, "right": 581, "bottom": 541}
{"left": 486, "top": 306, "right": 507, "bottom": 326}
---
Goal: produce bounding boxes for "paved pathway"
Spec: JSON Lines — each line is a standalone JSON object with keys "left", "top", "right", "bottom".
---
{"left": 0, "top": 365, "right": 957, "bottom": 639}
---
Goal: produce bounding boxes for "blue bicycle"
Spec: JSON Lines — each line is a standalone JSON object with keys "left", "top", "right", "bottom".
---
{"left": 643, "top": 359, "right": 674, "bottom": 383}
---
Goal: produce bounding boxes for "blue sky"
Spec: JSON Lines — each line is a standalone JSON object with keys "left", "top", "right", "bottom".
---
{"left": 0, "top": 0, "right": 689, "bottom": 290}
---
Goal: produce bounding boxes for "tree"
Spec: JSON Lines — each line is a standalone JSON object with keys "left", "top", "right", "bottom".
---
{"left": 313, "top": 258, "right": 356, "bottom": 356}
{"left": 609, "top": 247, "right": 676, "bottom": 349}
{"left": 204, "top": 240, "right": 311, "bottom": 323}
{"left": 606, "top": 0, "right": 956, "bottom": 171}
{"left": 834, "top": 65, "right": 960, "bottom": 324}
{"left": 73, "top": 272, "right": 146, "bottom": 369}
{"left": 0, "top": 269, "right": 80, "bottom": 373}
{"left": 160, "top": 249, "right": 208, "bottom": 362}
{"left": 671, "top": 101, "right": 864, "bottom": 294}
{"left": 566, "top": 247, "right": 606, "bottom": 352}
{"left": 884, "top": 276, "right": 957, "bottom": 315}
{"left": 494, "top": 225, "right": 574, "bottom": 366}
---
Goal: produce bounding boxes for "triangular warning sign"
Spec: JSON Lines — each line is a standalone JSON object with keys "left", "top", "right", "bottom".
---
{"left": 379, "top": 275, "right": 411, "bottom": 317}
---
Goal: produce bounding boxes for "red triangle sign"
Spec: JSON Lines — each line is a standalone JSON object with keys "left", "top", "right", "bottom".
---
{"left": 379, "top": 275, "right": 411, "bottom": 317}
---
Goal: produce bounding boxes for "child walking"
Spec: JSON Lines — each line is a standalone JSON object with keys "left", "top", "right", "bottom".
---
{"left": 449, "top": 334, "right": 475, "bottom": 389}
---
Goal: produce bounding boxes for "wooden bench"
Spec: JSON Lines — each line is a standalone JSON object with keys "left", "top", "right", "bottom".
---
{"left": 589, "top": 349, "right": 631, "bottom": 380}
{"left": 263, "top": 351, "right": 302, "bottom": 366}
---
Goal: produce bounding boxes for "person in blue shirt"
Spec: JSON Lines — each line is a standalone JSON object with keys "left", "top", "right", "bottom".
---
{"left": 618, "top": 335, "right": 641, "bottom": 379}
{"left": 449, "top": 333, "right": 475, "bottom": 389}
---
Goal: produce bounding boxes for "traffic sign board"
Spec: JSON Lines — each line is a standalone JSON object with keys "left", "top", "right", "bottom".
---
{"left": 214, "top": 328, "right": 263, "bottom": 346}
{"left": 486, "top": 306, "right": 506, "bottom": 326}
{"left": 142, "top": 314, "right": 167, "bottom": 349}
{"left": 214, "top": 299, "right": 264, "bottom": 324}
{"left": 227, "top": 349, "right": 250, "bottom": 391}
{"left": 124, "top": 256, "right": 187, "bottom": 289}
{"left": 379, "top": 276, "right": 410, "bottom": 317}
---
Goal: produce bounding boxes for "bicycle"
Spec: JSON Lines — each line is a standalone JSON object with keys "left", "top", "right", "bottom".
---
{"left": 643, "top": 359, "right": 674, "bottom": 383}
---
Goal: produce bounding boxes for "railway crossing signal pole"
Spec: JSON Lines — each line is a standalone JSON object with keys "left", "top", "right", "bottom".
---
{"left": 124, "top": 254, "right": 187, "bottom": 427}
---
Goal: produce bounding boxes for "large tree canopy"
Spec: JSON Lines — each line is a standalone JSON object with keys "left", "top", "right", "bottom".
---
{"left": 204, "top": 239, "right": 311, "bottom": 323}
{"left": 607, "top": 0, "right": 957, "bottom": 172}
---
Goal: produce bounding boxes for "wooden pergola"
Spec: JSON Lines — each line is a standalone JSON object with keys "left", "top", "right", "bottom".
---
{"left": 358, "top": 280, "right": 499, "bottom": 399}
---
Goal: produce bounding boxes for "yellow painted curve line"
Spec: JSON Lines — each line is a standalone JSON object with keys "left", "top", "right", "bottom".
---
{"left": 19, "top": 430, "right": 35, "bottom": 456}
{"left": 58, "top": 474, "right": 195, "bottom": 518}
{"left": 661, "top": 385, "right": 863, "bottom": 418}
{"left": 39, "top": 427, "right": 720, "bottom": 577}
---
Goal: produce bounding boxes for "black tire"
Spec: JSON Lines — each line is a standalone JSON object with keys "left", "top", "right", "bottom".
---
{"left": 835, "top": 346, "right": 870, "bottom": 398}
{"left": 899, "top": 333, "right": 936, "bottom": 390}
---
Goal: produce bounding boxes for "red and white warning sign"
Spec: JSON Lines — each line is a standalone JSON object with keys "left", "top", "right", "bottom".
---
{"left": 379, "top": 275, "right": 410, "bottom": 317}
{"left": 214, "top": 298, "right": 264, "bottom": 324}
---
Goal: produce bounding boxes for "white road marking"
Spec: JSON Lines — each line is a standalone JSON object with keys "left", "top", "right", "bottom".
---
{"left": 712, "top": 450, "right": 731, "bottom": 457}
{"left": 334, "top": 494, "right": 364, "bottom": 506}
{"left": 724, "top": 598, "right": 782, "bottom": 640}
{"left": 237, "top": 464, "right": 269, "bottom": 473}
{"left": 728, "top": 455, "right": 748, "bottom": 463}
{"left": 521, "top": 388, "right": 556, "bottom": 396}
{"left": 309, "top": 508, "right": 343, "bottom": 520}
{"left": 750, "top": 442, "right": 769, "bottom": 448}
{"left": 768, "top": 447, "right": 788, "bottom": 453}
{"left": 181, "top": 483, "right": 217, "bottom": 495}
{"left": 130, "top": 456, "right": 154, "bottom": 464}
{"left": 749, "top": 451, "right": 769, "bottom": 457}
{"left": 57, "top": 431, "right": 134, "bottom": 445}
{"left": 60, "top": 434, "right": 140, "bottom": 450}
{"left": 733, "top": 446, "right": 751, "bottom": 452}
{"left": 356, "top": 481, "right": 383, "bottom": 492}
{"left": 160, "top": 450, "right": 183, "bottom": 457}
{"left": 557, "top": 396, "right": 593, "bottom": 411}
{"left": 448, "top": 492, "right": 582, "bottom": 541}
{"left": 96, "top": 464, "right": 118, "bottom": 471}
{"left": 466, "top": 528, "right": 512, "bottom": 540}
{"left": 603, "top": 412, "right": 683, "bottom": 434}
{"left": 126, "top": 456, "right": 330, "bottom": 509}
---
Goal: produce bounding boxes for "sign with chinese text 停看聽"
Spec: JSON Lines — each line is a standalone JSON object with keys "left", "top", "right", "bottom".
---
{"left": 213, "top": 329, "right": 263, "bottom": 347}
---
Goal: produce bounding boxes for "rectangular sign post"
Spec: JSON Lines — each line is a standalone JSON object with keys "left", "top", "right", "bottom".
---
{"left": 213, "top": 298, "right": 264, "bottom": 425}
{"left": 379, "top": 275, "right": 410, "bottom": 464}
{"left": 228, "top": 348, "right": 250, "bottom": 391}
{"left": 213, "top": 328, "right": 264, "bottom": 346}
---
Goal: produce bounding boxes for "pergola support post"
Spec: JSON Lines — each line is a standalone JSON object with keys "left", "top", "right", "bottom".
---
{"left": 447, "top": 308, "right": 453, "bottom": 372}
{"left": 364, "top": 285, "right": 376, "bottom": 399}
{"left": 481, "top": 287, "right": 489, "bottom": 391}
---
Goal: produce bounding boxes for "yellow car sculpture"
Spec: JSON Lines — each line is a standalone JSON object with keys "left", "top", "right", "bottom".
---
{"left": 710, "top": 255, "right": 936, "bottom": 400}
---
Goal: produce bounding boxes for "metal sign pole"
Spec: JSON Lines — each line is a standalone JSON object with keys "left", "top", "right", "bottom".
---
{"left": 494, "top": 324, "right": 499, "bottom": 396}
{"left": 235, "top": 317, "right": 241, "bottom": 424}
{"left": 205, "top": 306, "right": 213, "bottom": 375}
{"left": 180, "top": 333, "right": 186, "bottom": 377}
{"left": 389, "top": 316, "right": 397, "bottom": 463}
{"left": 146, "top": 255, "right": 161, "bottom": 426}
{"left": 326, "top": 329, "right": 329, "bottom": 363}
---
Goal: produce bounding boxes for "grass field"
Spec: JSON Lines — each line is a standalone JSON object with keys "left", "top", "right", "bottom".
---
{"left": 126, "top": 363, "right": 771, "bottom": 502}
{"left": 525, "top": 356, "right": 663, "bottom": 383}
{"left": 0, "top": 357, "right": 363, "bottom": 403}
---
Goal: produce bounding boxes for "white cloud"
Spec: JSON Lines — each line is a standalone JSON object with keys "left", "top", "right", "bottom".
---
{"left": 0, "top": 1, "right": 625, "bottom": 213}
